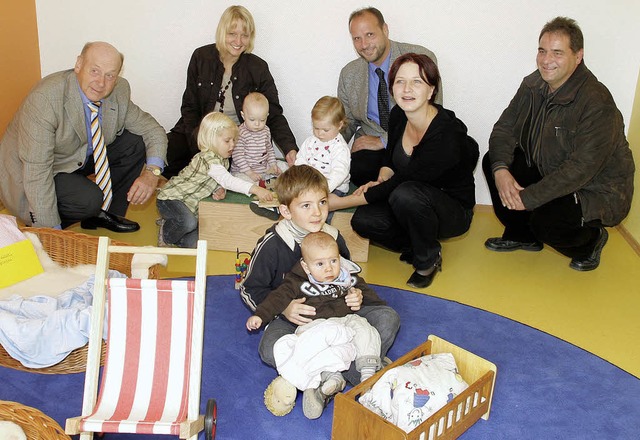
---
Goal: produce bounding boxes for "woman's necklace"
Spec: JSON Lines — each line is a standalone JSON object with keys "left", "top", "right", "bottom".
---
{"left": 217, "top": 77, "right": 232, "bottom": 113}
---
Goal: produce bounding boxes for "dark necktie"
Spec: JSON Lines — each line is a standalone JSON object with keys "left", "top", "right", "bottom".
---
{"left": 375, "top": 67, "right": 389, "bottom": 131}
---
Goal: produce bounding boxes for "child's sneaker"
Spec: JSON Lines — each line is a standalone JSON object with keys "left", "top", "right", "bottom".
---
{"left": 250, "top": 201, "right": 280, "bottom": 221}
{"left": 302, "top": 371, "right": 346, "bottom": 419}
{"left": 264, "top": 376, "right": 297, "bottom": 416}
{"left": 356, "top": 355, "right": 382, "bottom": 382}
{"left": 156, "top": 219, "right": 173, "bottom": 247}
{"left": 360, "top": 366, "right": 376, "bottom": 382}
{"left": 302, "top": 387, "right": 325, "bottom": 419}
{"left": 320, "top": 371, "right": 346, "bottom": 396}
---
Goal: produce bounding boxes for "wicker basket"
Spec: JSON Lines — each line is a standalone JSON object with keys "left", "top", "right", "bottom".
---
{"left": 0, "top": 400, "right": 70, "bottom": 440}
{"left": 0, "top": 227, "right": 158, "bottom": 374}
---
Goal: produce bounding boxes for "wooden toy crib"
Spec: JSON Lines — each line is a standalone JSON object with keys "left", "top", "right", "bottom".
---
{"left": 332, "top": 335, "right": 497, "bottom": 440}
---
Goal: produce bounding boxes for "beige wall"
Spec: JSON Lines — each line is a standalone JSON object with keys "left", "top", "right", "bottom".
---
{"left": 0, "top": 0, "right": 41, "bottom": 137}
{"left": 621, "top": 69, "right": 640, "bottom": 244}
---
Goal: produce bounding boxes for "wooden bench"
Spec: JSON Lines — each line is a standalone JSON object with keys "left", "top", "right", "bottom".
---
{"left": 198, "top": 191, "right": 369, "bottom": 262}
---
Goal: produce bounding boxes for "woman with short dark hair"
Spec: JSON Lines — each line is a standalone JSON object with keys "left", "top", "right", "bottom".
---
{"left": 330, "top": 53, "right": 479, "bottom": 288}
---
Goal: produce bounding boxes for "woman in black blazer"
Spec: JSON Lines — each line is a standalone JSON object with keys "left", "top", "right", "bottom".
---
{"left": 330, "top": 53, "right": 478, "bottom": 288}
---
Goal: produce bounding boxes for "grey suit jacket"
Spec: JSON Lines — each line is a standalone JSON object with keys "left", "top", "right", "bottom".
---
{"left": 337, "top": 40, "right": 442, "bottom": 144}
{"left": 0, "top": 69, "right": 167, "bottom": 227}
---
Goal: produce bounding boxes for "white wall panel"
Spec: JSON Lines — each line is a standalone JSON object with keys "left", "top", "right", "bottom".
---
{"left": 35, "top": 0, "right": 640, "bottom": 204}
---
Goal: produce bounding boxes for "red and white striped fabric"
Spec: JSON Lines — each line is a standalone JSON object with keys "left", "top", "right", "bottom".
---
{"left": 80, "top": 278, "right": 195, "bottom": 435}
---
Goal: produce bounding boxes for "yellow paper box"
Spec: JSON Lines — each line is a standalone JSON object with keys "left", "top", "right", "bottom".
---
{"left": 0, "top": 239, "right": 44, "bottom": 289}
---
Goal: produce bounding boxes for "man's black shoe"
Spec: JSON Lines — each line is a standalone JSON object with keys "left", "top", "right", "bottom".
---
{"left": 81, "top": 210, "right": 140, "bottom": 233}
{"left": 570, "top": 228, "right": 608, "bottom": 272}
{"left": 484, "top": 237, "right": 543, "bottom": 252}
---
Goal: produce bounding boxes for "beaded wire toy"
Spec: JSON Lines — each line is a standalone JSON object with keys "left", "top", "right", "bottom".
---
{"left": 234, "top": 248, "right": 252, "bottom": 289}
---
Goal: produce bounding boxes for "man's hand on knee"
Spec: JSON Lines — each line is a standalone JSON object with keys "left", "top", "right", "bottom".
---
{"left": 495, "top": 169, "right": 525, "bottom": 211}
{"left": 127, "top": 171, "right": 159, "bottom": 205}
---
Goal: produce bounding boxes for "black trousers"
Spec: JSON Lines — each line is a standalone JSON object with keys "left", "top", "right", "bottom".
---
{"left": 55, "top": 130, "right": 146, "bottom": 226}
{"left": 350, "top": 149, "right": 386, "bottom": 187}
{"left": 351, "top": 181, "right": 473, "bottom": 271}
{"left": 482, "top": 151, "right": 601, "bottom": 259}
{"left": 163, "top": 130, "right": 199, "bottom": 179}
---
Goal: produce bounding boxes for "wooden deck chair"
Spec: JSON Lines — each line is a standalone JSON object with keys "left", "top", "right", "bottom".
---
{"left": 66, "top": 237, "right": 216, "bottom": 440}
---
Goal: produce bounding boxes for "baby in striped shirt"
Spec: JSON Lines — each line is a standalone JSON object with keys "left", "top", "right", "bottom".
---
{"left": 231, "top": 92, "right": 285, "bottom": 182}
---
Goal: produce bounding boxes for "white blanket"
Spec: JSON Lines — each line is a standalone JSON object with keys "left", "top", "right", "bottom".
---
{"left": 0, "top": 223, "right": 167, "bottom": 369}
{"left": 273, "top": 317, "right": 359, "bottom": 390}
{"left": 359, "top": 353, "right": 469, "bottom": 433}
{"left": 0, "top": 270, "right": 124, "bottom": 368}
{"left": 0, "top": 421, "right": 26, "bottom": 440}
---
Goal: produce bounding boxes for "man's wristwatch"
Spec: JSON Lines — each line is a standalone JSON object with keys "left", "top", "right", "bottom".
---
{"left": 145, "top": 165, "right": 162, "bottom": 176}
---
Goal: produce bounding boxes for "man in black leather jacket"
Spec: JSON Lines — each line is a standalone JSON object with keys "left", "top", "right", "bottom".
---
{"left": 483, "top": 16, "right": 634, "bottom": 271}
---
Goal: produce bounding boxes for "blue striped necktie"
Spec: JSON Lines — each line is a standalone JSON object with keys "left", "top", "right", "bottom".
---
{"left": 87, "top": 101, "right": 112, "bottom": 210}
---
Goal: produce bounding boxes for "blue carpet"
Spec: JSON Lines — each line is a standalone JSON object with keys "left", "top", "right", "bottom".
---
{"left": 1, "top": 275, "right": 639, "bottom": 439}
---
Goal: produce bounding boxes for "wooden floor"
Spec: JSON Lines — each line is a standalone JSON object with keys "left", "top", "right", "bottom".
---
{"left": 54, "top": 197, "right": 640, "bottom": 379}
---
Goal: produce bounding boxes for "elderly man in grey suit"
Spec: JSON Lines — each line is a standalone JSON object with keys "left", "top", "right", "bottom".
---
{"left": 0, "top": 41, "right": 167, "bottom": 232}
{"left": 338, "top": 7, "right": 442, "bottom": 186}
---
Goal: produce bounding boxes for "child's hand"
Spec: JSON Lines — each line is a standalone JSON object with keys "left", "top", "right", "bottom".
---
{"left": 212, "top": 186, "right": 226, "bottom": 200}
{"left": 246, "top": 315, "right": 263, "bottom": 331}
{"left": 353, "top": 180, "right": 380, "bottom": 196}
{"left": 345, "top": 287, "right": 363, "bottom": 311}
{"left": 268, "top": 164, "right": 281, "bottom": 176}
{"left": 254, "top": 187, "right": 274, "bottom": 202}
{"left": 248, "top": 171, "right": 261, "bottom": 182}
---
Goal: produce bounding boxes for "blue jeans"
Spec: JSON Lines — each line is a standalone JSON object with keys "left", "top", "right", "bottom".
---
{"left": 156, "top": 199, "right": 199, "bottom": 248}
{"left": 326, "top": 189, "right": 346, "bottom": 224}
{"left": 258, "top": 305, "right": 400, "bottom": 386}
